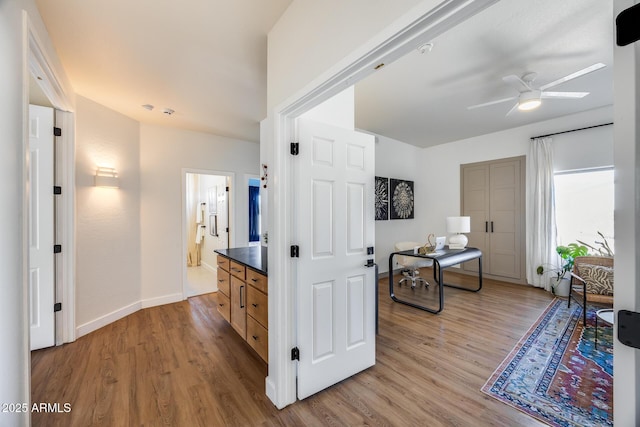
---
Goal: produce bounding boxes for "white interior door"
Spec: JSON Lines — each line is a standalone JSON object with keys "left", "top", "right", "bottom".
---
{"left": 295, "top": 118, "right": 376, "bottom": 399}
{"left": 29, "top": 104, "right": 55, "bottom": 350}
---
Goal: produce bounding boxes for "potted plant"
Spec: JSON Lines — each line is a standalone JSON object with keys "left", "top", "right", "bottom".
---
{"left": 537, "top": 243, "right": 588, "bottom": 296}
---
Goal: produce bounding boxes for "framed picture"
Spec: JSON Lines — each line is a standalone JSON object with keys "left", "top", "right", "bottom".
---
{"left": 209, "top": 215, "right": 218, "bottom": 237}
{"left": 208, "top": 186, "right": 217, "bottom": 214}
{"left": 375, "top": 176, "right": 389, "bottom": 221}
{"left": 390, "top": 178, "right": 414, "bottom": 219}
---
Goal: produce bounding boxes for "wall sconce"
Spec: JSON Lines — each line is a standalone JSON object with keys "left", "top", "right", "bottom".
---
{"left": 94, "top": 167, "right": 120, "bottom": 188}
{"left": 446, "top": 216, "right": 470, "bottom": 249}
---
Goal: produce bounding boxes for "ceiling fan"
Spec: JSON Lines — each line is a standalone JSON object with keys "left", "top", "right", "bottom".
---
{"left": 467, "top": 63, "right": 606, "bottom": 115}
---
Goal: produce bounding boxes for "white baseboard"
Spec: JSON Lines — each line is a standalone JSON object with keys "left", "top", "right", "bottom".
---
{"left": 141, "top": 293, "right": 183, "bottom": 308}
{"left": 76, "top": 292, "right": 184, "bottom": 338}
{"left": 201, "top": 261, "right": 216, "bottom": 273}
{"left": 76, "top": 300, "right": 142, "bottom": 338}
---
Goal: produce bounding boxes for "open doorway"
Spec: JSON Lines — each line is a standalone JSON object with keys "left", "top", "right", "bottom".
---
{"left": 184, "top": 171, "right": 231, "bottom": 298}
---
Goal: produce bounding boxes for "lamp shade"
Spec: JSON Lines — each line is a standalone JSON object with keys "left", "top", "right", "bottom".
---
{"left": 446, "top": 216, "right": 470, "bottom": 233}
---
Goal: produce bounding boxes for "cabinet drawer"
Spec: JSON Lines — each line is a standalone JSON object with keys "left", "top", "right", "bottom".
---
{"left": 217, "top": 255, "right": 230, "bottom": 272}
{"left": 246, "top": 269, "right": 267, "bottom": 294}
{"left": 247, "top": 316, "right": 268, "bottom": 363}
{"left": 247, "top": 286, "right": 268, "bottom": 328}
{"left": 229, "top": 261, "right": 246, "bottom": 280}
{"left": 217, "top": 292, "right": 231, "bottom": 323}
{"left": 217, "top": 271, "right": 230, "bottom": 297}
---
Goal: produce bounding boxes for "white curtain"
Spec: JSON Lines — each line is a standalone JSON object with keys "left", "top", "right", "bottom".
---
{"left": 526, "top": 137, "right": 557, "bottom": 290}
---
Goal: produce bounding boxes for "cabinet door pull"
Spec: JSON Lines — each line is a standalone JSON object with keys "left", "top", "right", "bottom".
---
{"left": 491, "top": 221, "right": 494, "bottom": 233}
{"left": 251, "top": 278, "right": 258, "bottom": 282}
{"left": 218, "top": 278, "right": 224, "bottom": 282}
{"left": 485, "top": 221, "right": 488, "bottom": 233}
{"left": 240, "top": 285, "right": 245, "bottom": 308}
{"left": 252, "top": 335, "right": 258, "bottom": 341}
{"left": 252, "top": 303, "right": 258, "bottom": 307}
{"left": 219, "top": 303, "right": 224, "bottom": 307}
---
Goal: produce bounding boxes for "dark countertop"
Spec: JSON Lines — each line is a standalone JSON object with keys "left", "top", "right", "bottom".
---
{"left": 215, "top": 246, "right": 268, "bottom": 275}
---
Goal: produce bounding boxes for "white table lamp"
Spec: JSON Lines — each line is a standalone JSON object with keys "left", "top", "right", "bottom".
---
{"left": 446, "top": 216, "right": 470, "bottom": 249}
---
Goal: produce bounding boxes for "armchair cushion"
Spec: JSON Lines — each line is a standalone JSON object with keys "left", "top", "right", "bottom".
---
{"left": 579, "top": 264, "right": 614, "bottom": 296}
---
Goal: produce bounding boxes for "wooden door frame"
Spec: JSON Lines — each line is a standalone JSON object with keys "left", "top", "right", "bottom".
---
{"left": 459, "top": 155, "right": 526, "bottom": 284}
{"left": 25, "top": 13, "right": 76, "bottom": 345}
{"left": 265, "top": 0, "right": 501, "bottom": 409}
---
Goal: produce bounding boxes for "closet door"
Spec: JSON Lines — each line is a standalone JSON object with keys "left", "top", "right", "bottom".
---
{"left": 489, "top": 160, "right": 522, "bottom": 279}
{"left": 461, "top": 164, "right": 490, "bottom": 273}
{"left": 461, "top": 157, "right": 524, "bottom": 282}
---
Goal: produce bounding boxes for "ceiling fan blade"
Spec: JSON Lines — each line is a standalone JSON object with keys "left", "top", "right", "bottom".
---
{"left": 467, "top": 96, "right": 517, "bottom": 110}
{"left": 539, "top": 63, "right": 606, "bottom": 91}
{"left": 502, "top": 74, "right": 533, "bottom": 92}
{"left": 541, "top": 91, "right": 589, "bottom": 99}
{"left": 505, "top": 102, "right": 519, "bottom": 116}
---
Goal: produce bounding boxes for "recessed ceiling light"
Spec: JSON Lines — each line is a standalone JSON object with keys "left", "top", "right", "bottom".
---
{"left": 163, "top": 108, "right": 175, "bottom": 116}
{"left": 141, "top": 104, "right": 154, "bottom": 111}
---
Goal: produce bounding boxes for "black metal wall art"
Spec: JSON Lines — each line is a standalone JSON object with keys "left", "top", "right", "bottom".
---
{"left": 390, "top": 179, "right": 414, "bottom": 220}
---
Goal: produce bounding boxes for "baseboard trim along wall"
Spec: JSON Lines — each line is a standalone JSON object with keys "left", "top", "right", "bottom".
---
{"left": 76, "top": 293, "right": 184, "bottom": 338}
{"left": 140, "top": 293, "right": 183, "bottom": 309}
{"left": 76, "top": 301, "right": 141, "bottom": 338}
{"left": 201, "top": 261, "right": 216, "bottom": 274}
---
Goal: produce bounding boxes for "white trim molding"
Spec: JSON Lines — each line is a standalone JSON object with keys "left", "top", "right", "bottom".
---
{"left": 26, "top": 14, "right": 77, "bottom": 346}
{"left": 141, "top": 293, "right": 183, "bottom": 309}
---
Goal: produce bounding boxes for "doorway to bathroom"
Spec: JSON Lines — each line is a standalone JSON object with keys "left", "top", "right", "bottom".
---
{"left": 183, "top": 171, "right": 232, "bottom": 298}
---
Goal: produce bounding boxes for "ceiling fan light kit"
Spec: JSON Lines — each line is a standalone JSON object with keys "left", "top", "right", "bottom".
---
{"left": 517, "top": 90, "right": 541, "bottom": 111}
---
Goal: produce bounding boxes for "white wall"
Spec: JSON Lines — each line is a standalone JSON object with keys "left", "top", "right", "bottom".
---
{"left": 419, "top": 106, "right": 613, "bottom": 273}
{"left": 75, "top": 96, "right": 141, "bottom": 331}
{"left": 259, "top": 118, "right": 269, "bottom": 245}
{"left": 140, "top": 124, "right": 259, "bottom": 304}
{"left": 267, "top": 0, "right": 434, "bottom": 110}
{"left": 366, "top": 107, "right": 613, "bottom": 276}
{"left": 300, "top": 86, "right": 355, "bottom": 130}
{"left": 368, "top": 132, "right": 425, "bottom": 273}
{"left": 198, "top": 174, "right": 228, "bottom": 271}
{"left": 0, "top": 3, "right": 30, "bottom": 424}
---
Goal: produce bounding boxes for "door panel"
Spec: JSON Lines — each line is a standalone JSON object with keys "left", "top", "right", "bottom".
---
{"left": 312, "top": 180, "right": 334, "bottom": 257}
{"left": 29, "top": 104, "right": 55, "bottom": 350}
{"left": 296, "top": 118, "right": 375, "bottom": 400}
{"left": 490, "top": 161, "right": 521, "bottom": 279}
{"left": 462, "top": 164, "right": 490, "bottom": 273}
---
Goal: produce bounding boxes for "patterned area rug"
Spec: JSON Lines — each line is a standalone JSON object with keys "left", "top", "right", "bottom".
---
{"left": 482, "top": 299, "right": 613, "bottom": 426}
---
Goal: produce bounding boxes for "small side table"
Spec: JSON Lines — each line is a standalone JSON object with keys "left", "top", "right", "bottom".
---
{"left": 595, "top": 309, "right": 614, "bottom": 349}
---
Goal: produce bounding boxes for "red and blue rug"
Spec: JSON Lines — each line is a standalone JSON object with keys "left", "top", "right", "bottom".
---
{"left": 482, "top": 299, "right": 613, "bottom": 426}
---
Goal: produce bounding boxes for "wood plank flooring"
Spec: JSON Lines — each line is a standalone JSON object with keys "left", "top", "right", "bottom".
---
{"left": 32, "top": 270, "right": 552, "bottom": 426}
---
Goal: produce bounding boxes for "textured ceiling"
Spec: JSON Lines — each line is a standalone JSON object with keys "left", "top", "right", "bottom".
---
{"left": 355, "top": 0, "right": 613, "bottom": 148}
{"left": 35, "top": 0, "right": 292, "bottom": 143}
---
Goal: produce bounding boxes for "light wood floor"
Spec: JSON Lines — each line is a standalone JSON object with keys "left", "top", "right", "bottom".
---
{"left": 32, "top": 270, "right": 552, "bottom": 426}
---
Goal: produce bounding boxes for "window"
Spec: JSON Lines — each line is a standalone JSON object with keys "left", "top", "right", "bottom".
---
{"left": 554, "top": 168, "right": 614, "bottom": 251}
